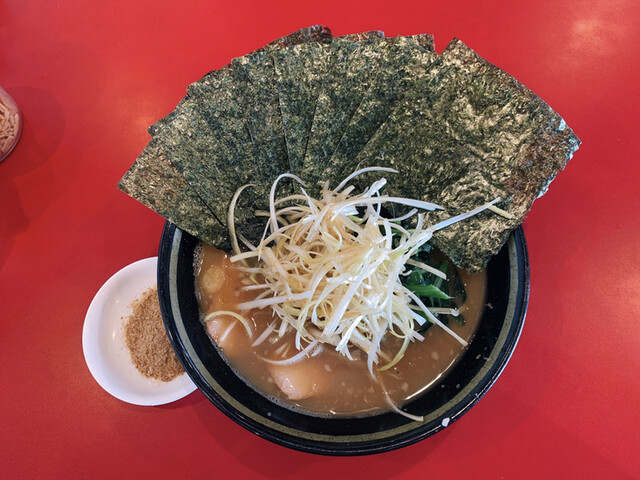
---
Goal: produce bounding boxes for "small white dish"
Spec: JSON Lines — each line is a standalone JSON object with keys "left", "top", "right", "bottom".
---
{"left": 82, "top": 257, "right": 197, "bottom": 405}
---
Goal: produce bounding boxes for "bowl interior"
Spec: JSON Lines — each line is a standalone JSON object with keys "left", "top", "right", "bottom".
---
{"left": 158, "top": 223, "right": 529, "bottom": 455}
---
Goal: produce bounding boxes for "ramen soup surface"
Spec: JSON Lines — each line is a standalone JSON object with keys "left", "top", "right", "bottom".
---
{"left": 195, "top": 243, "right": 486, "bottom": 417}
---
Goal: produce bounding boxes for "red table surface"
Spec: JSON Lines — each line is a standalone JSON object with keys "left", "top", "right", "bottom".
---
{"left": 1, "top": 1, "right": 639, "bottom": 478}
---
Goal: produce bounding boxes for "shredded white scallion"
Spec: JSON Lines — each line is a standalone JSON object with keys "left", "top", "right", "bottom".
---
{"left": 203, "top": 310, "right": 254, "bottom": 340}
{"left": 251, "top": 322, "right": 277, "bottom": 347}
{"left": 223, "top": 167, "right": 511, "bottom": 380}
{"left": 259, "top": 340, "right": 322, "bottom": 366}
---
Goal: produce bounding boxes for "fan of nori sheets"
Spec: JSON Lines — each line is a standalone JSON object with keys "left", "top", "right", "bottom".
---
{"left": 118, "top": 26, "right": 580, "bottom": 272}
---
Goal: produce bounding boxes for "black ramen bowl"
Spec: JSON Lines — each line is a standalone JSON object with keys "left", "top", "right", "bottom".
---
{"left": 158, "top": 222, "right": 529, "bottom": 455}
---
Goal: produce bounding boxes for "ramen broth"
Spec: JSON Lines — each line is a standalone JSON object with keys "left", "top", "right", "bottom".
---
{"left": 195, "top": 243, "right": 486, "bottom": 417}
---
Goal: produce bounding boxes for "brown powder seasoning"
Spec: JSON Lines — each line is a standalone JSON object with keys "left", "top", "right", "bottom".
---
{"left": 123, "top": 285, "right": 184, "bottom": 382}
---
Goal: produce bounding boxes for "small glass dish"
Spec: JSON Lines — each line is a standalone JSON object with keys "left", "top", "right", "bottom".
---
{"left": 0, "top": 87, "right": 22, "bottom": 163}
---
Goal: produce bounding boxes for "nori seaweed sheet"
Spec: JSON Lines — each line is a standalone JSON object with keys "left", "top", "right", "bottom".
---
{"left": 152, "top": 70, "right": 249, "bottom": 199}
{"left": 272, "top": 31, "right": 385, "bottom": 180}
{"left": 120, "top": 29, "right": 581, "bottom": 269}
{"left": 301, "top": 35, "right": 390, "bottom": 189}
{"left": 262, "top": 25, "right": 333, "bottom": 49}
{"left": 119, "top": 26, "right": 333, "bottom": 249}
{"left": 147, "top": 25, "right": 333, "bottom": 197}
{"left": 185, "top": 65, "right": 273, "bottom": 220}
{"left": 222, "top": 26, "right": 333, "bottom": 204}
{"left": 409, "top": 33, "right": 435, "bottom": 53}
{"left": 340, "top": 31, "right": 385, "bottom": 42}
{"left": 230, "top": 50, "right": 293, "bottom": 199}
{"left": 272, "top": 41, "right": 331, "bottom": 175}
{"left": 322, "top": 35, "right": 437, "bottom": 192}
{"left": 148, "top": 69, "right": 266, "bottom": 244}
{"left": 345, "top": 38, "right": 580, "bottom": 271}
{"left": 117, "top": 142, "right": 230, "bottom": 250}
{"left": 148, "top": 25, "right": 332, "bottom": 137}
{"left": 150, "top": 26, "right": 333, "bottom": 205}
